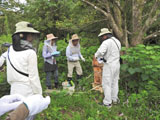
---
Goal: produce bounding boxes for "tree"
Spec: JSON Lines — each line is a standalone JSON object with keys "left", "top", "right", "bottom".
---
{"left": 0, "top": 0, "right": 24, "bottom": 35}
{"left": 81, "top": 0, "right": 160, "bottom": 47}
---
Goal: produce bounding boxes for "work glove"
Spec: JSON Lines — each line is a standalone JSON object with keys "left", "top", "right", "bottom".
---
{"left": 97, "top": 58, "right": 104, "bottom": 64}
{"left": 23, "top": 94, "right": 51, "bottom": 116}
{"left": 0, "top": 94, "right": 24, "bottom": 116}
{"left": 72, "top": 57, "right": 79, "bottom": 61}
{"left": 80, "top": 55, "right": 85, "bottom": 62}
{"left": 51, "top": 51, "right": 60, "bottom": 57}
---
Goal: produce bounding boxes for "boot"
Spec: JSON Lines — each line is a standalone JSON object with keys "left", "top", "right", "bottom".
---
{"left": 76, "top": 75, "right": 82, "bottom": 85}
{"left": 55, "top": 83, "right": 59, "bottom": 89}
{"left": 47, "top": 85, "right": 52, "bottom": 89}
{"left": 67, "top": 77, "right": 72, "bottom": 86}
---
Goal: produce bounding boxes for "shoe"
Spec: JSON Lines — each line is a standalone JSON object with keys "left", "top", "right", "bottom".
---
{"left": 47, "top": 86, "right": 52, "bottom": 89}
{"left": 99, "top": 103, "right": 112, "bottom": 108}
{"left": 77, "top": 75, "right": 82, "bottom": 80}
{"left": 55, "top": 83, "right": 59, "bottom": 89}
{"left": 67, "top": 77, "right": 73, "bottom": 86}
{"left": 112, "top": 99, "right": 120, "bottom": 105}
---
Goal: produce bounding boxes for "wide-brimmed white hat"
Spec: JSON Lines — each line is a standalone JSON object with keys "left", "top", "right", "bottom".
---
{"left": 14, "top": 21, "right": 40, "bottom": 34}
{"left": 46, "top": 34, "right": 58, "bottom": 40}
{"left": 98, "top": 28, "right": 112, "bottom": 37}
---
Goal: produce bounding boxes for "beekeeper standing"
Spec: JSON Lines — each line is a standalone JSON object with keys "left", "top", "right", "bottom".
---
{"left": 95, "top": 28, "right": 121, "bottom": 108}
{"left": 66, "top": 34, "right": 85, "bottom": 85}
{"left": 42, "top": 34, "right": 60, "bottom": 89}
{"left": 0, "top": 21, "right": 42, "bottom": 97}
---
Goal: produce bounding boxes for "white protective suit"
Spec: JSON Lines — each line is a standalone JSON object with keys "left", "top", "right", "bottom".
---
{"left": 95, "top": 37, "right": 121, "bottom": 105}
{"left": 0, "top": 46, "right": 42, "bottom": 97}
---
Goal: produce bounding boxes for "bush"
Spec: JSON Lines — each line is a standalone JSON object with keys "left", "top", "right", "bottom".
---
{"left": 119, "top": 45, "right": 160, "bottom": 119}
{"left": 0, "top": 34, "right": 11, "bottom": 97}
{"left": 120, "top": 44, "right": 160, "bottom": 93}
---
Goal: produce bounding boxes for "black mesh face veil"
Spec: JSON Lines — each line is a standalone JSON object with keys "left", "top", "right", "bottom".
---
{"left": 12, "top": 32, "right": 40, "bottom": 52}
{"left": 12, "top": 33, "right": 25, "bottom": 51}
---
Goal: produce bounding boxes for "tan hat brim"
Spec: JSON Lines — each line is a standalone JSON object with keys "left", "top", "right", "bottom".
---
{"left": 47, "top": 37, "right": 58, "bottom": 40}
{"left": 72, "top": 38, "right": 80, "bottom": 41}
{"left": 98, "top": 32, "right": 112, "bottom": 37}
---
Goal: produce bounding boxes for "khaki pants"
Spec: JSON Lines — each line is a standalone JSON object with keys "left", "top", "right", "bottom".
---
{"left": 67, "top": 61, "right": 83, "bottom": 77}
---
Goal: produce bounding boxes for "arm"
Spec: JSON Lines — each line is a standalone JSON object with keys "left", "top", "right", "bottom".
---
{"left": 78, "top": 51, "right": 82, "bottom": 58}
{"left": 42, "top": 45, "right": 52, "bottom": 59}
{"left": 95, "top": 41, "right": 108, "bottom": 58}
{"left": 28, "top": 51, "right": 42, "bottom": 95}
{"left": 78, "top": 50, "right": 85, "bottom": 62}
{"left": 0, "top": 52, "right": 7, "bottom": 67}
{"left": 0, "top": 94, "right": 24, "bottom": 116}
{"left": 7, "top": 95, "right": 50, "bottom": 119}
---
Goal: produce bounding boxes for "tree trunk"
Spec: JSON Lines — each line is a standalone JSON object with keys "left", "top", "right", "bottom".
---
{"left": 131, "top": 0, "right": 144, "bottom": 46}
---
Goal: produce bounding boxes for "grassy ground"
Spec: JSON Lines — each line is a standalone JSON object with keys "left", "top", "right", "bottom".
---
{"left": 0, "top": 83, "right": 156, "bottom": 120}
{"left": 35, "top": 90, "right": 130, "bottom": 120}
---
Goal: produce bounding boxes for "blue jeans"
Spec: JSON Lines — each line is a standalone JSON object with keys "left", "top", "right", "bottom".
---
{"left": 46, "top": 68, "right": 58, "bottom": 87}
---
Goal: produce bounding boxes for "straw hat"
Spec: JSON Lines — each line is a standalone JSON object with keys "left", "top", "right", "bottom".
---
{"left": 14, "top": 21, "right": 40, "bottom": 34}
{"left": 71, "top": 34, "right": 80, "bottom": 41}
{"left": 98, "top": 28, "right": 112, "bottom": 37}
{"left": 46, "top": 34, "right": 58, "bottom": 40}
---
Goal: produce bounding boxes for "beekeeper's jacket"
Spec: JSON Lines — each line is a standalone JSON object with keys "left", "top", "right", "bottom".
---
{"left": 66, "top": 39, "right": 82, "bottom": 61}
{"left": 0, "top": 46, "right": 42, "bottom": 97}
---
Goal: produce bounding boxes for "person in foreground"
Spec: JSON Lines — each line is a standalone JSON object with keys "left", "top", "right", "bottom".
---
{"left": 0, "top": 94, "right": 50, "bottom": 120}
{"left": 0, "top": 21, "right": 42, "bottom": 97}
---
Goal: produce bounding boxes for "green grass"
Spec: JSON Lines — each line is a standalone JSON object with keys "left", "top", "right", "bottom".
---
{"left": 35, "top": 91, "right": 130, "bottom": 120}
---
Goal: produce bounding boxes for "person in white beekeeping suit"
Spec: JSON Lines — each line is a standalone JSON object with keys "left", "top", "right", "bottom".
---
{"left": 0, "top": 21, "right": 42, "bottom": 96}
{"left": 95, "top": 28, "right": 121, "bottom": 108}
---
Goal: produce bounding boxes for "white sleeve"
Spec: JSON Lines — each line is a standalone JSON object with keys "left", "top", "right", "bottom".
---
{"left": 0, "top": 52, "right": 7, "bottom": 67}
{"left": 28, "top": 51, "right": 42, "bottom": 95}
{"left": 95, "top": 41, "right": 109, "bottom": 58}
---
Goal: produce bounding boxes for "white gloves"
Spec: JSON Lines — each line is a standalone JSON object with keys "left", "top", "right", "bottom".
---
{"left": 80, "top": 56, "right": 85, "bottom": 62}
{"left": 24, "top": 94, "right": 50, "bottom": 116}
{"left": 97, "top": 58, "right": 104, "bottom": 64}
{"left": 0, "top": 94, "right": 50, "bottom": 117}
{"left": 0, "top": 94, "right": 24, "bottom": 116}
{"left": 72, "top": 57, "right": 79, "bottom": 61}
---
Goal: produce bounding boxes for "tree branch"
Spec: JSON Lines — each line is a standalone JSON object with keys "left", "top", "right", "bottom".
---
{"left": 82, "top": 0, "right": 123, "bottom": 40}
{"left": 82, "top": 0, "right": 109, "bottom": 17}
{"left": 144, "top": 30, "right": 160, "bottom": 41}
{"left": 112, "top": 0, "right": 123, "bottom": 13}
{"left": 142, "top": 1, "right": 160, "bottom": 32}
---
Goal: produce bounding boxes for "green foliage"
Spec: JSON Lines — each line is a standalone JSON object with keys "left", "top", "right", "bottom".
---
{"left": 120, "top": 45, "right": 160, "bottom": 93}
{"left": 0, "top": 35, "right": 11, "bottom": 97}
{"left": 36, "top": 91, "right": 126, "bottom": 120}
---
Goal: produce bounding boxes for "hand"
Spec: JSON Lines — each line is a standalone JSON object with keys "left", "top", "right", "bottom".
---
{"left": 97, "top": 58, "right": 104, "bottom": 64}
{"left": 0, "top": 94, "right": 24, "bottom": 116}
{"left": 81, "top": 56, "right": 85, "bottom": 62}
{"left": 72, "top": 57, "right": 79, "bottom": 61}
{"left": 23, "top": 94, "right": 51, "bottom": 116}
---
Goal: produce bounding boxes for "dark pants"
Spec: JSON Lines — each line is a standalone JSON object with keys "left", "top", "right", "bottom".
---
{"left": 44, "top": 62, "right": 58, "bottom": 87}
{"left": 46, "top": 68, "right": 58, "bottom": 87}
